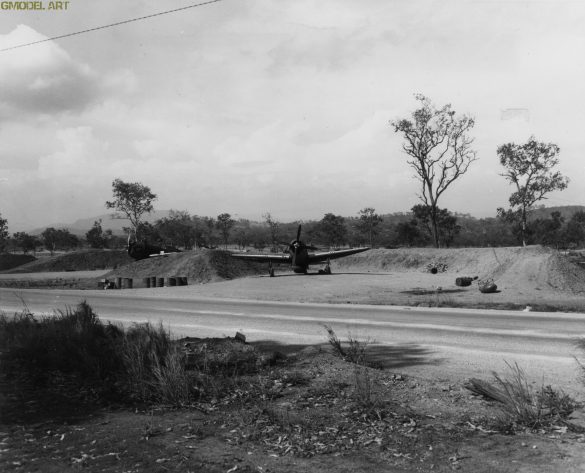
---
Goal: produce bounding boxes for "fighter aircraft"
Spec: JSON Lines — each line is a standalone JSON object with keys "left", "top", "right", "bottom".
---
{"left": 230, "top": 225, "right": 369, "bottom": 276}
{"left": 127, "top": 240, "right": 181, "bottom": 260}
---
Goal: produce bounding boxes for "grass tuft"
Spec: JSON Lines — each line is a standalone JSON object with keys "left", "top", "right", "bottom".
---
{"left": 465, "top": 362, "right": 576, "bottom": 432}
{"left": 323, "top": 325, "right": 370, "bottom": 365}
{"left": 0, "top": 302, "right": 261, "bottom": 407}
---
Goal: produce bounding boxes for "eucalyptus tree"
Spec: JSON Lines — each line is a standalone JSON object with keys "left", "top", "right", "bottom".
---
{"left": 391, "top": 94, "right": 476, "bottom": 247}
{"left": 497, "top": 137, "right": 569, "bottom": 246}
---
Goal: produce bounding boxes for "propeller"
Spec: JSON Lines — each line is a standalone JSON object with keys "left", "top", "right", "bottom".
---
{"left": 279, "top": 225, "right": 321, "bottom": 253}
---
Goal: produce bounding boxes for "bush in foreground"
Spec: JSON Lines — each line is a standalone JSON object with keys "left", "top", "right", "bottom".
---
{"left": 0, "top": 302, "right": 122, "bottom": 382}
{"left": 0, "top": 302, "right": 260, "bottom": 406}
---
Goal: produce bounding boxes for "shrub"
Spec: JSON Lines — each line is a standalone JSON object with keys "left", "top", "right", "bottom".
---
{"left": 0, "top": 303, "right": 193, "bottom": 405}
{"left": 0, "top": 302, "right": 122, "bottom": 382}
{"left": 121, "top": 322, "right": 194, "bottom": 404}
{"left": 465, "top": 362, "right": 575, "bottom": 431}
{"left": 323, "top": 325, "right": 370, "bottom": 365}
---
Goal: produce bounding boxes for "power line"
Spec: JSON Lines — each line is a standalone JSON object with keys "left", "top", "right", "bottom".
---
{"left": 0, "top": 0, "right": 227, "bottom": 52}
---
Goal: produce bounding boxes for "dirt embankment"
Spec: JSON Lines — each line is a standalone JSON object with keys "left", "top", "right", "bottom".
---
{"left": 3, "top": 246, "right": 585, "bottom": 311}
{"left": 103, "top": 249, "right": 266, "bottom": 283}
{"left": 2, "top": 250, "right": 132, "bottom": 274}
{"left": 0, "top": 254, "right": 36, "bottom": 272}
{"left": 336, "top": 246, "right": 585, "bottom": 295}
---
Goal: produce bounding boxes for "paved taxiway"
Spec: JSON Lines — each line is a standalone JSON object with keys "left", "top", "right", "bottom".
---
{"left": 1, "top": 287, "right": 584, "bottom": 397}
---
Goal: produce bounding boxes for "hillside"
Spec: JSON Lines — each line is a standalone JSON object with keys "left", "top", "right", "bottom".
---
{"left": 26, "top": 210, "right": 172, "bottom": 236}
{"left": 0, "top": 254, "right": 36, "bottom": 272}
{"left": 529, "top": 205, "right": 585, "bottom": 221}
{"left": 2, "top": 250, "right": 133, "bottom": 274}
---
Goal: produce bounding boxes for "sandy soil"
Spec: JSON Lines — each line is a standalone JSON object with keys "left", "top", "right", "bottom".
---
{"left": 3, "top": 346, "right": 585, "bottom": 473}
{"left": 3, "top": 246, "right": 585, "bottom": 472}
{"left": 2, "top": 246, "right": 585, "bottom": 310}
{"left": 117, "top": 246, "right": 585, "bottom": 312}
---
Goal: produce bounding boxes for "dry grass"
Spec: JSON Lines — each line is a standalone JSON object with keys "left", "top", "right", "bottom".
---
{"left": 0, "top": 302, "right": 263, "bottom": 406}
{"left": 323, "top": 324, "right": 370, "bottom": 365}
{"left": 466, "top": 362, "right": 576, "bottom": 432}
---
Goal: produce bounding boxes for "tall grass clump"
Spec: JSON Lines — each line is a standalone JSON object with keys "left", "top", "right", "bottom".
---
{"left": 0, "top": 302, "right": 123, "bottom": 382}
{"left": 122, "top": 323, "right": 192, "bottom": 404}
{"left": 323, "top": 325, "right": 380, "bottom": 411}
{"left": 0, "top": 302, "right": 193, "bottom": 405}
{"left": 465, "top": 362, "right": 575, "bottom": 432}
{"left": 323, "top": 325, "right": 369, "bottom": 365}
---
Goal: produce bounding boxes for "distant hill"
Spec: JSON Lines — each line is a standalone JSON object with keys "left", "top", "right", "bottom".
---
{"left": 27, "top": 210, "right": 173, "bottom": 236}
{"left": 528, "top": 205, "right": 585, "bottom": 221}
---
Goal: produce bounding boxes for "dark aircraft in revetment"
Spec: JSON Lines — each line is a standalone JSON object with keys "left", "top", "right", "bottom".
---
{"left": 230, "top": 224, "right": 369, "bottom": 277}
{"left": 127, "top": 240, "right": 181, "bottom": 260}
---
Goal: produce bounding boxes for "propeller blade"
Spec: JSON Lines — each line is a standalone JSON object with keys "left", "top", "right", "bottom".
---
{"left": 296, "top": 224, "right": 302, "bottom": 242}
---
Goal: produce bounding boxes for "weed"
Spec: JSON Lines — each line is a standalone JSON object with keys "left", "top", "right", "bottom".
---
{"left": 353, "top": 365, "right": 374, "bottom": 407}
{"left": 324, "top": 324, "right": 345, "bottom": 358}
{"left": 321, "top": 326, "right": 382, "bottom": 411}
{"left": 466, "top": 362, "right": 576, "bottom": 432}
{"left": 323, "top": 325, "right": 370, "bottom": 365}
{"left": 151, "top": 346, "right": 192, "bottom": 405}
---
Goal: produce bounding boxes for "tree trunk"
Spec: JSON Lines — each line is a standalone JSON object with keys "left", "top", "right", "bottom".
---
{"left": 521, "top": 206, "right": 527, "bottom": 247}
{"left": 430, "top": 206, "right": 440, "bottom": 248}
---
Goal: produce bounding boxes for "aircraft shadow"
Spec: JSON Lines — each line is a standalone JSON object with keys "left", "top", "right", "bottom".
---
{"left": 249, "top": 340, "right": 442, "bottom": 371}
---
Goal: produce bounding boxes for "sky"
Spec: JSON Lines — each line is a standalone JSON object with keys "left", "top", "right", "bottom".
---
{"left": 0, "top": 0, "right": 584, "bottom": 232}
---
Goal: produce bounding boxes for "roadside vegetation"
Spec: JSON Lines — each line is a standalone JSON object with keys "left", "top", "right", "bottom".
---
{"left": 0, "top": 302, "right": 264, "bottom": 406}
{"left": 465, "top": 363, "right": 578, "bottom": 433}
{"left": 2, "top": 307, "right": 585, "bottom": 471}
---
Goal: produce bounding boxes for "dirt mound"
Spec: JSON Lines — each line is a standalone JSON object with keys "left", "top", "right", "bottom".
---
{"left": 0, "top": 254, "right": 36, "bottom": 272}
{"left": 335, "top": 246, "right": 585, "bottom": 295}
{"left": 104, "top": 249, "right": 266, "bottom": 283}
{"left": 4, "top": 250, "right": 132, "bottom": 274}
{"left": 335, "top": 247, "right": 528, "bottom": 275}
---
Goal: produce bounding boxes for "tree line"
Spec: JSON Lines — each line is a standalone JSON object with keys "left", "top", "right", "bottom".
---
{"left": 2, "top": 204, "right": 585, "bottom": 256}
{"left": 0, "top": 93, "right": 579, "bottom": 254}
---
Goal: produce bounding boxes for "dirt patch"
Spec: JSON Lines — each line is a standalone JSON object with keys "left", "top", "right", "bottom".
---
{"left": 2, "top": 345, "right": 585, "bottom": 473}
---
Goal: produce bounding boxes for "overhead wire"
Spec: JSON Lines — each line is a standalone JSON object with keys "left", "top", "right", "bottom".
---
{"left": 0, "top": 0, "right": 227, "bottom": 52}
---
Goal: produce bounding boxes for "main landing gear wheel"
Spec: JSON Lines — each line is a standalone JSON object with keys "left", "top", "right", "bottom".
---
{"left": 269, "top": 268, "right": 275, "bottom": 277}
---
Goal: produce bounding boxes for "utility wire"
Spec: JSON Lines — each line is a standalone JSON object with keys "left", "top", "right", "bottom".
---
{"left": 0, "top": 0, "right": 226, "bottom": 52}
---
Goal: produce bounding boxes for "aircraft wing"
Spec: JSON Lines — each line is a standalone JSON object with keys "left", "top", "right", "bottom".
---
{"left": 230, "top": 253, "right": 292, "bottom": 263}
{"left": 308, "top": 247, "right": 369, "bottom": 264}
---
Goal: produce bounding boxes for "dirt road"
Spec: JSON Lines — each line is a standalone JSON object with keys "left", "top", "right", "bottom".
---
{"left": 2, "top": 287, "right": 584, "bottom": 399}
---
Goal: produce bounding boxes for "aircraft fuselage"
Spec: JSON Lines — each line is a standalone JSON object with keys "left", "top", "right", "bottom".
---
{"left": 290, "top": 243, "right": 310, "bottom": 273}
